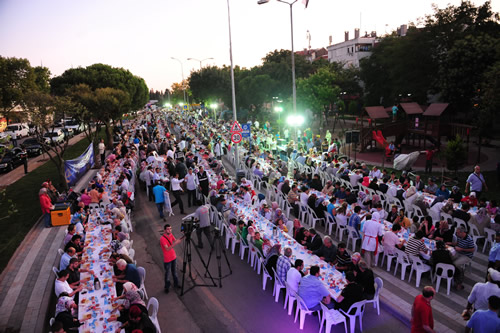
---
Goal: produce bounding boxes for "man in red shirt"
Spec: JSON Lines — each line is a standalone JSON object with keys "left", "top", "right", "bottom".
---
{"left": 411, "top": 286, "right": 436, "bottom": 333}
{"left": 39, "top": 188, "right": 54, "bottom": 228}
{"left": 424, "top": 146, "right": 438, "bottom": 174}
{"left": 160, "top": 224, "right": 181, "bottom": 293}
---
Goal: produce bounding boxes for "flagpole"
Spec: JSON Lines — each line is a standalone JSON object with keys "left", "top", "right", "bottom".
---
{"left": 227, "top": 0, "right": 239, "bottom": 169}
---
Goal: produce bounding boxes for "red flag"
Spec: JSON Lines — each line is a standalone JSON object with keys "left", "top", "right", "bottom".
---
{"left": 302, "top": 0, "right": 309, "bottom": 8}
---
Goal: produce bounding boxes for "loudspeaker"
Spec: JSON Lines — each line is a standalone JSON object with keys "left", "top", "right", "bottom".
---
{"left": 345, "top": 130, "right": 360, "bottom": 144}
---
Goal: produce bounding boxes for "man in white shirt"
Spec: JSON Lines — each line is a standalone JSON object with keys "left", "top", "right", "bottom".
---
{"left": 286, "top": 259, "right": 304, "bottom": 294}
{"left": 54, "top": 269, "right": 82, "bottom": 298}
{"left": 369, "top": 166, "right": 382, "bottom": 179}
{"left": 185, "top": 168, "right": 198, "bottom": 207}
{"left": 361, "top": 214, "right": 384, "bottom": 267}
{"left": 170, "top": 173, "right": 185, "bottom": 214}
{"left": 98, "top": 139, "right": 106, "bottom": 166}
{"left": 371, "top": 203, "right": 387, "bottom": 222}
{"left": 465, "top": 268, "right": 500, "bottom": 311}
{"left": 382, "top": 223, "right": 405, "bottom": 255}
{"left": 300, "top": 187, "right": 310, "bottom": 206}
{"left": 241, "top": 186, "right": 252, "bottom": 205}
{"left": 145, "top": 166, "right": 154, "bottom": 202}
{"left": 350, "top": 169, "right": 363, "bottom": 188}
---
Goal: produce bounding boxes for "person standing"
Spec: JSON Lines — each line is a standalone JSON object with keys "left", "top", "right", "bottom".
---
{"left": 98, "top": 139, "right": 106, "bottom": 166}
{"left": 170, "top": 173, "right": 185, "bottom": 214}
{"left": 11, "top": 132, "right": 17, "bottom": 147}
{"left": 424, "top": 146, "right": 438, "bottom": 174}
{"left": 465, "top": 165, "right": 488, "bottom": 199}
{"left": 185, "top": 168, "right": 198, "bottom": 207}
{"left": 197, "top": 166, "right": 209, "bottom": 198}
{"left": 194, "top": 204, "right": 212, "bottom": 249}
{"left": 145, "top": 166, "right": 154, "bottom": 202}
{"left": 411, "top": 286, "right": 436, "bottom": 333}
{"left": 361, "top": 214, "right": 384, "bottom": 268}
{"left": 39, "top": 188, "right": 54, "bottom": 228}
{"left": 20, "top": 147, "right": 28, "bottom": 174}
{"left": 465, "top": 296, "right": 500, "bottom": 333}
{"left": 153, "top": 181, "right": 167, "bottom": 221}
{"left": 160, "top": 224, "right": 181, "bottom": 293}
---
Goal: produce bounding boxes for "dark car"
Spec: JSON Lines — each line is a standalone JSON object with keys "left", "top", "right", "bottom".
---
{"left": 0, "top": 147, "right": 25, "bottom": 172}
{"left": 22, "top": 138, "right": 43, "bottom": 156}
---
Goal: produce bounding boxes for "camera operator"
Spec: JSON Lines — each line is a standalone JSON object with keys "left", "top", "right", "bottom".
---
{"left": 194, "top": 204, "right": 213, "bottom": 249}
{"left": 160, "top": 224, "right": 181, "bottom": 293}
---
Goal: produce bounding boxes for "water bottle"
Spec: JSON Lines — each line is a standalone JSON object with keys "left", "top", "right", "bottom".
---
{"left": 94, "top": 277, "right": 101, "bottom": 291}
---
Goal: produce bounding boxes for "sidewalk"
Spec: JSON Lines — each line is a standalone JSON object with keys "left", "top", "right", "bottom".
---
{"left": 0, "top": 169, "right": 97, "bottom": 333}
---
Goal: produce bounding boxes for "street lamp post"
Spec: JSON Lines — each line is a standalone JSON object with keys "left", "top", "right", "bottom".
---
{"left": 286, "top": 114, "right": 304, "bottom": 149}
{"left": 211, "top": 103, "right": 218, "bottom": 123}
{"left": 227, "top": 0, "right": 239, "bottom": 168}
{"left": 259, "top": 0, "right": 298, "bottom": 114}
{"left": 274, "top": 106, "right": 283, "bottom": 138}
{"left": 187, "top": 57, "right": 215, "bottom": 70}
{"left": 170, "top": 57, "right": 187, "bottom": 105}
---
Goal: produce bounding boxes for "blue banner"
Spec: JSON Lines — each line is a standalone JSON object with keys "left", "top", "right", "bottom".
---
{"left": 64, "top": 143, "right": 95, "bottom": 186}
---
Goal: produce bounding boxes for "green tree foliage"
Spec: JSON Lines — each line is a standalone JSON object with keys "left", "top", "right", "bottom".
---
{"left": 51, "top": 64, "right": 148, "bottom": 147}
{"left": 360, "top": 1, "right": 500, "bottom": 111}
{"left": 0, "top": 56, "right": 36, "bottom": 122}
{"left": 296, "top": 67, "right": 341, "bottom": 118}
{"left": 443, "top": 135, "right": 467, "bottom": 174}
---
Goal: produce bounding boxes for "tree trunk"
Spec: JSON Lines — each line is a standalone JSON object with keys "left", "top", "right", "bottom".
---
{"left": 104, "top": 123, "right": 113, "bottom": 149}
{"left": 57, "top": 160, "right": 69, "bottom": 191}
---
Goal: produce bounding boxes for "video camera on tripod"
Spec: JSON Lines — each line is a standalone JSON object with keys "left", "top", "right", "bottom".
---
{"left": 181, "top": 215, "right": 198, "bottom": 235}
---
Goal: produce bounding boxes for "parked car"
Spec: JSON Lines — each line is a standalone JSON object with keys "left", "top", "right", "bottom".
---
{"left": 56, "top": 119, "right": 84, "bottom": 134}
{"left": 22, "top": 138, "right": 43, "bottom": 156}
{"left": 43, "top": 129, "right": 65, "bottom": 145}
{"left": 0, "top": 147, "right": 25, "bottom": 172}
{"left": 4, "top": 123, "right": 29, "bottom": 138}
{"left": 53, "top": 127, "right": 74, "bottom": 139}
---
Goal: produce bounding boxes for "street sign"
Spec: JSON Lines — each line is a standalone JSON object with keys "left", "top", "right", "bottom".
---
{"left": 230, "top": 121, "right": 243, "bottom": 133}
{"left": 231, "top": 132, "right": 242, "bottom": 144}
{"left": 183, "top": 105, "right": 188, "bottom": 110}
{"left": 241, "top": 123, "right": 251, "bottom": 138}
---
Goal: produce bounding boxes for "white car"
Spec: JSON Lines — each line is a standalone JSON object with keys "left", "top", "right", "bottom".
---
{"left": 4, "top": 123, "right": 29, "bottom": 138}
{"left": 43, "top": 129, "right": 65, "bottom": 145}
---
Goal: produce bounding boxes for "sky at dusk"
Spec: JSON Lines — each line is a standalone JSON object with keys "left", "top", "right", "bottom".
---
{"left": 1, "top": 0, "right": 498, "bottom": 92}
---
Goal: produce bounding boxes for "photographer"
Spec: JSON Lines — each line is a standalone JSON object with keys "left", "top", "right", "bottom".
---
{"left": 194, "top": 205, "right": 213, "bottom": 249}
{"left": 160, "top": 224, "right": 181, "bottom": 293}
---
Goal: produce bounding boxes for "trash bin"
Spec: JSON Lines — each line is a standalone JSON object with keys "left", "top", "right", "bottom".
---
{"left": 236, "top": 170, "right": 245, "bottom": 185}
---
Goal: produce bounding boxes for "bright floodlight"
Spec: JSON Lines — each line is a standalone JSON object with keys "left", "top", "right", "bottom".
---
{"left": 274, "top": 106, "right": 283, "bottom": 112}
{"left": 165, "top": 103, "right": 172, "bottom": 108}
{"left": 178, "top": 102, "right": 184, "bottom": 106}
{"left": 286, "top": 114, "right": 305, "bottom": 127}
{"left": 211, "top": 103, "right": 217, "bottom": 108}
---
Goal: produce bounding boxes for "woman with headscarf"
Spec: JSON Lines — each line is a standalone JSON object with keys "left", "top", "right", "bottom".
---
{"left": 403, "top": 186, "right": 417, "bottom": 205}
{"left": 273, "top": 208, "right": 287, "bottom": 225}
{"left": 118, "top": 304, "right": 157, "bottom": 333}
{"left": 54, "top": 295, "right": 81, "bottom": 331}
{"left": 114, "top": 282, "right": 147, "bottom": 323}
{"left": 264, "top": 243, "right": 281, "bottom": 273}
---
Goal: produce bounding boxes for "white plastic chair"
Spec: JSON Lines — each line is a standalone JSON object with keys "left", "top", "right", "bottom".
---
{"left": 483, "top": 228, "right": 496, "bottom": 253}
{"left": 147, "top": 297, "right": 161, "bottom": 333}
{"left": 325, "top": 214, "right": 336, "bottom": 235}
{"left": 89, "top": 203, "right": 100, "bottom": 209}
{"left": 299, "top": 203, "right": 310, "bottom": 226}
{"left": 128, "top": 248, "right": 135, "bottom": 259}
{"left": 319, "top": 303, "right": 347, "bottom": 333}
{"left": 336, "top": 221, "right": 347, "bottom": 242}
{"left": 346, "top": 226, "right": 361, "bottom": 252}
{"left": 393, "top": 249, "right": 412, "bottom": 281}
{"left": 440, "top": 212, "right": 453, "bottom": 224}
{"left": 272, "top": 267, "right": 286, "bottom": 303}
{"left": 294, "top": 293, "right": 320, "bottom": 330}
{"left": 248, "top": 243, "right": 259, "bottom": 269}
{"left": 411, "top": 204, "right": 426, "bottom": 221}
{"left": 454, "top": 218, "right": 467, "bottom": 231}
{"left": 52, "top": 266, "right": 59, "bottom": 278}
{"left": 284, "top": 281, "right": 297, "bottom": 315}
{"left": 239, "top": 237, "right": 249, "bottom": 260}
{"left": 339, "top": 300, "right": 366, "bottom": 333}
{"left": 469, "top": 224, "right": 485, "bottom": 245}
{"left": 259, "top": 258, "right": 272, "bottom": 291}
{"left": 57, "top": 248, "right": 64, "bottom": 256}
{"left": 365, "top": 277, "right": 383, "bottom": 315}
{"left": 49, "top": 317, "right": 55, "bottom": 326}
{"left": 380, "top": 250, "right": 396, "bottom": 272}
{"left": 137, "top": 266, "right": 148, "bottom": 300}
{"left": 308, "top": 207, "right": 324, "bottom": 230}
{"left": 408, "top": 255, "right": 432, "bottom": 287}
{"left": 434, "top": 263, "right": 455, "bottom": 295}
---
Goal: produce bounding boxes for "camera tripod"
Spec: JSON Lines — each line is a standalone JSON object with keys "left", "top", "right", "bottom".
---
{"left": 180, "top": 227, "right": 216, "bottom": 296}
{"left": 204, "top": 227, "right": 232, "bottom": 287}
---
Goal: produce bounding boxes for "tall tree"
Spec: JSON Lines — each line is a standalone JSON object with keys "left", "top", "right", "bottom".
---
{"left": 0, "top": 56, "right": 36, "bottom": 122}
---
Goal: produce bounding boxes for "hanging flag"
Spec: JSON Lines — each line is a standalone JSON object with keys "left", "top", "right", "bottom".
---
{"left": 303, "top": 0, "right": 309, "bottom": 8}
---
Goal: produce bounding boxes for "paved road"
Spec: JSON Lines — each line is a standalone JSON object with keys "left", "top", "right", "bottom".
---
{"left": 132, "top": 177, "right": 410, "bottom": 332}
{"left": 0, "top": 132, "right": 88, "bottom": 187}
